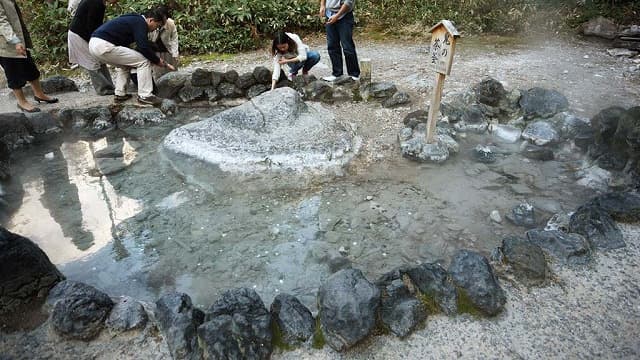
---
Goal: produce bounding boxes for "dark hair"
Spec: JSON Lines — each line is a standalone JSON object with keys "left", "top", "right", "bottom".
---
{"left": 271, "top": 31, "right": 297, "bottom": 56}
{"left": 156, "top": 4, "right": 171, "bottom": 19}
{"left": 143, "top": 8, "right": 165, "bottom": 23}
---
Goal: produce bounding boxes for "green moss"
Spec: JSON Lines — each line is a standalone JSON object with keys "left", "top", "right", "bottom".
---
{"left": 417, "top": 293, "right": 441, "bottom": 315}
{"left": 456, "top": 288, "right": 482, "bottom": 317}
{"left": 270, "top": 320, "right": 293, "bottom": 351}
{"left": 311, "top": 316, "right": 325, "bottom": 349}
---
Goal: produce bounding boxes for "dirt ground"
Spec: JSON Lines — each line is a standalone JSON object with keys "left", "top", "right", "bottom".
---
{"left": 1, "top": 32, "right": 640, "bottom": 359}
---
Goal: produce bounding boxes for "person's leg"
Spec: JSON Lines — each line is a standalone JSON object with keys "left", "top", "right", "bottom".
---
{"left": 87, "top": 66, "right": 115, "bottom": 95}
{"left": 0, "top": 56, "right": 39, "bottom": 110}
{"left": 326, "top": 22, "right": 343, "bottom": 77}
{"left": 94, "top": 43, "right": 152, "bottom": 97}
{"left": 302, "top": 51, "right": 321, "bottom": 74}
{"left": 336, "top": 12, "right": 360, "bottom": 78}
{"left": 288, "top": 61, "right": 304, "bottom": 76}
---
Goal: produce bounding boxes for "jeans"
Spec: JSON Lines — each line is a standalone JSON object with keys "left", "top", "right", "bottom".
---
{"left": 288, "top": 50, "right": 321, "bottom": 75}
{"left": 325, "top": 11, "right": 360, "bottom": 77}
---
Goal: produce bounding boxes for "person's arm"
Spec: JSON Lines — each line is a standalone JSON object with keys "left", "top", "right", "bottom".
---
{"left": 327, "top": 0, "right": 354, "bottom": 24}
{"left": 291, "top": 34, "right": 308, "bottom": 63}
{"left": 271, "top": 55, "right": 281, "bottom": 90}
{"left": 319, "top": 0, "right": 326, "bottom": 18}
{"left": 166, "top": 19, "right": 179, "bottom": 59}
{"left": 0, "top": 4, "right": 22, "bottom": 54}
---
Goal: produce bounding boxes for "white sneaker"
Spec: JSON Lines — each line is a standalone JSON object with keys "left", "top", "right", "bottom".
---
{"left": 322, "top": 75, "right": 337, "bottom": 82}
{"left": 351, "top": 76, "right": 360, "bottom": 81}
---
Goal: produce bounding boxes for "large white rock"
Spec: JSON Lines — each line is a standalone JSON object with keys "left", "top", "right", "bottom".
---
{"left": 162, "top": 88, "right": 361, "bottom": 192}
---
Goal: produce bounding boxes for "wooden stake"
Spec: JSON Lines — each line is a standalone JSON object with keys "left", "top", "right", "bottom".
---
{"left": 426, "top": 72, "right": 446, "bottom": 143}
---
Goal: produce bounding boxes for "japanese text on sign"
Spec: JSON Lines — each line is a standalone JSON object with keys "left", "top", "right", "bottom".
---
{"left": 429, "top": 30, "right": 454, "bottom": 75}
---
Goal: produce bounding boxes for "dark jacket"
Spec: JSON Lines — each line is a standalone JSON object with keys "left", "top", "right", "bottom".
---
{"left": 70, "top": 0, "right": 106, "bottom": 42}
{"left": 91, "top": 13, "right": 160, "bottom": 64}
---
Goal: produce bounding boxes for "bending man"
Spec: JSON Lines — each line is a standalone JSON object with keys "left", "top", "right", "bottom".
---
{"left": 89, "top": 8, "right": 174, "bottom": 106}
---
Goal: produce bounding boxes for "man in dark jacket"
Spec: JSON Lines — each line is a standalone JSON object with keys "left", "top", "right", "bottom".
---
{"left": 89, "top": 8, "right": 173, "bottom": 105}
{"left": 68, "top": 0, "right": 118, "bottom": 95}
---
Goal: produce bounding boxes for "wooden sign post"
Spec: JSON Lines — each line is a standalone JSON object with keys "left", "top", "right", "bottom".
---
{"left": 426, "top": 20, "right": 460, "bottom": 143}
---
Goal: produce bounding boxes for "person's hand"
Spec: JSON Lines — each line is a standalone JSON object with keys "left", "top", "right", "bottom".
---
{"left": 326, "top": 14, "right": 338, "bottom": 25}
{"left": 15, "top": 43, "right": 26, "bottom": 56}
{"left": 278, "top": 57, "right": 290, "bottom": 65}
{"left": 166, "top": 63, "right": 176, "bottom": 71}
{"left": 319, "top": 5, "right": 325, "bottom": 18}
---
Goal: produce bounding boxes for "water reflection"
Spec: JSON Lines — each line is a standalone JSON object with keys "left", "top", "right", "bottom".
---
{"left": 7, "top": 138, "right": 142, "bottom": 265}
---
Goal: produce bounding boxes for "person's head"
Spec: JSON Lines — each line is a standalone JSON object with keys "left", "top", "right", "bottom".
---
{"left": 271, "top": 31, "right": 297, "bottom": 56}
{"left": 143, "top": 8, "right": 165, "bottom": 32}
{"left": 105, "top": 0, "right": 118, "bottom": 5}
{"left": 156, "top": 4, "right": 171, "bottom": 20}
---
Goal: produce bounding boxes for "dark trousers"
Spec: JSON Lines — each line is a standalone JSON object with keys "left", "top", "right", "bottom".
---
{"left": 325, "top": 11, "right": 360, "bottom": 78}
{"left": 0, "top": 52, "right": 40, "bottom": 89}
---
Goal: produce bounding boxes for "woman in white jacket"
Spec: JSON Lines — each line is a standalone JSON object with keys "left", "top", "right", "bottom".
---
{"left": 270, "top": 31, "right": 320, "bottom": 90}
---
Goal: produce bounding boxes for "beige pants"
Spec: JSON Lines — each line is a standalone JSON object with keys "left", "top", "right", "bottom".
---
{"left": 88, "top": 37, "right": 153, "bottom": 97}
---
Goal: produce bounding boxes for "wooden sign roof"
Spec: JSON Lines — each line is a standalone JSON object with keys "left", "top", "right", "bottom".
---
{"left": 428, "top": 20, "right": 460, "bottom": 38}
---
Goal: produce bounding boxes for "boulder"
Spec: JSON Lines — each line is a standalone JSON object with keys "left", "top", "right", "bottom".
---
{"left": 252, "top": 66, "right": 272, "bottom": 84}
{"left": 522, "top": 121, "right": 560, "bottom": 146}
{"left": 156, "top": 71, "right": 190, "bottom": 99}
{"left": 105, "top": 296, "right": 148, "bottom": 333}
{"left": 191, "top": 68, "right": 212, "bottom": 87}
{"left": 361, "top": 82, "right": 397, "bottom": 100}
{"left": 378, "top": 277, "right": 425, "bottom": 338}
{"left": 115, "top": 107, "right": 166, "bottom": 128}
{"left": 217, "top": 82, "right": 244, "bottom": 98}
{"left": 472, "top": 145, "right": 497, "bottom": 163}
{"left": 474, "top": 77, "right": 506, "bottom": 107}
{"left": 499, "top": 235, "right": 548, "bottom": 285}
{"left": 569, "top": 204, "right": 625, "bottom": 250}
{"left": 585, "top": 191, "right": 640, "bottom": 222}
{"left": 526, "top": 229, "right": 592, "bottom": 265}
{"left": 162, "top": 87, "right": 360, "bottom": 193}
{"left": 58, "top": 106, "right": 112, "bottom": 131}
{"left": 40, "top": 75, "right": 78, "bottom": 94}
{"left": 199, "top": 288, "right": 272, "bottom": 360}
{"left": 48, "top": 281, "right": 114, "bottom": 340}
{"left": 519, "top": 87, "right": 569, "bottom": 120}
{"left": 582, "top": 16, "right": 618, "bottom": 39}
{"left": 0, "top": 112, "right": 34, "bottom": 149}
{"left": 246, "top": 84, "right": 269, "bottom": 99}
{"left": 304, "top": 80, "right": 333, "bottom": 102}
{"left": 400, "top": 133, "right": 458, "bottom": 163}
{"left": 155, "top": 292, "right": 204, "bottom": 360}
{"left": 317, "top": 268, "right": 380, "bottom": 351}
{"left": 490, "top": 124, "right": 521, "bottom": 143}
{"left": 236, "top": 72, "right": 257, "bottom": 90}
{"left": 404, "top": 263, "right": 458, "bottom": 315}
{"left": 24, "top": 112, "right": 60, "bottom": 134}
{"left": 506, "top": 202, "right": 537, "bottom": 228}
{"left": 222, "top": 70, "right": 239, "bottom": 84}
{"left": 270, "top": 293, "right": 315, "bottom": 347}
{"left": 382, "top": 91, "right": 411, "bottom": 108}
{"left": 448, "top": 250, "right": 506, "bottom": 316}
{"left": 403, "top": 110, "right": 428, "bottom": 129}
{"left": 178, "top": 84, "right": 207, "bottom": 102}
{"left": 0, "top": 227, "right": 64, "bottom": 315}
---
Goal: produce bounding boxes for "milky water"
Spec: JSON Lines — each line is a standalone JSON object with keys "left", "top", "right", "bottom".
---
{"left": 2, "top": 35, "right": 636, "bottom": 312}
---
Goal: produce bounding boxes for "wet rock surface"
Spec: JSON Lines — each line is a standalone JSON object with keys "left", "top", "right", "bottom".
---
{"left": 526, "top": 229, "right": 593, "bottom": 265}
{"left": 270, "top": 293, "right": 315, "bottom": 347}
{"left": 0, "top": 227, "right": 64, "bottom": 315}
{"left": 155, "top": 292, "right": 203, "bottom": 360}
{"left": 569, "top": 204, "right": 625, "bottom": 250}
{"left": 317, "top": 269, "right": 380, "bottom": 351}
{"left": 498, "top": 235, "right": 548, "bottom": 285}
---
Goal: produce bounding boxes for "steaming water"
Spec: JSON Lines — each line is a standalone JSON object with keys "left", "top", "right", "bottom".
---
{"left": 3, "top": 115, "right": 594, "bottom": 311}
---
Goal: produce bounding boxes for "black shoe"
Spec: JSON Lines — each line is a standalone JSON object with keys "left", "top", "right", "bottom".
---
{"left": 137, "top": 95, "right": 163, "bottom": 106}
{"left": 114, "top": 94, "right": 132, "bottom": 103}
{"left": 34, "top": 95, "right": 59, "bottom": 104}
{"left": 17, "top": 103, "right": 40, "bottom": 113}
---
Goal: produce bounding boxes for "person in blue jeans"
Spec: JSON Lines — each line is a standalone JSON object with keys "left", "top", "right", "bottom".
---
{"left": 270, "top": 31, "right": 321, "bottom": 90}
{"left": 319, "top": 0, "right": 360, "bottom": 81}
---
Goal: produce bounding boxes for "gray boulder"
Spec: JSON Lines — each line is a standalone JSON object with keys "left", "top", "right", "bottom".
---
{"left": 490, "top": 124, "right": 522, "bottom": 143}
{"left": 58, "top": 106, "right": 112, "bottom": 132}
{"left": 155, "top": 292, "right": 204, "bottom": 360}
{"left": 318, "top": 268, "right": 380, "bottom": 351}
{"left": 252, "top": 66, "right": 272, "bottom": 84}
{"left": 0, "top": 227, "right": 64, "bottom": 315}
{"left": 474, "top": 77, "right": 506, "bottom": 107}
{"left": 246, "top": 84, "right": 269, "bottom": 99}
{"left": 499, "top": 235, "right": 548, "bottom": 285}
{"left": 519, "top": 87, "right": 569, "bottom": 120}
{"left": 222, "top": 70, "right": 239, "bottom": 83}
{"left": 191, "top": 68, "right": 212, "bottom": 86}
{"left": 402, "top": 110, "right": 428, "bottom": 129}
{"left": 569, "top": 204, "right": 625, "bottom": 250}
{"left": 382, "top": 91, "right": 410, "bottom": 108}
{"left": 362, "top": 82, "right": 397, "bottom": 100}
{"left": 270, "top": 293, "right": 315, "bottom": 347}
{"left": 106, "top": 296, "right": 148, "bottom": 333}
{"left": 472, "top": 145, "right": 497, "bottom": 163}
{"left": 526, "top": 229, "right": 592, "bottom": 265}
{"left": 0, "top": 112, "right": 34, "bottom": 149}
{"left": 404, "top": 263, "right": 458, "bottom": 315}
{"left": 48, "top": 280, "right": 114, "bottom": 340}
{"left": 582, "top": 16, "right": 618, "bottom": 39}
{"left": 24, "top": 112, "right": 60, "bottom": 134}
{"left": 178, "top": 84, "right": 207, "bottom": 102}
{"left": 217, "top": 82, "right": 244, "bottom": 98}
{"left": 400, "top": 133, "right": 458, "bottom": 163}
{"left": 586, "top": 191, "right": 640, "bottom": 222}
{"left": 304, "top": 80, "right": 333, "bottom": 102}
{"left": 448, "top": 250, "right": 506, "bottom": 316}
{"left": 115, "top": 107, "right": 166, "bottom": 128}
{"left": 378, "top": 278, "right": 425, "bottom": 338}
{"left": 199, "top": 288, "right": 272, "bottom": 360}
{"left": 236, "top": 72, "right": 257, "bottom": 90}
{"left": 40, "top": 75, "right": 78, "bottom": 93}
{"left": 156, "top": 71, "right": 190, "bottom": 99}
{"left": 522, "top": 121, "right": 560, "bottom": 146}
{"left": 506, "top": 202, "right": 537, "bottom": 228}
